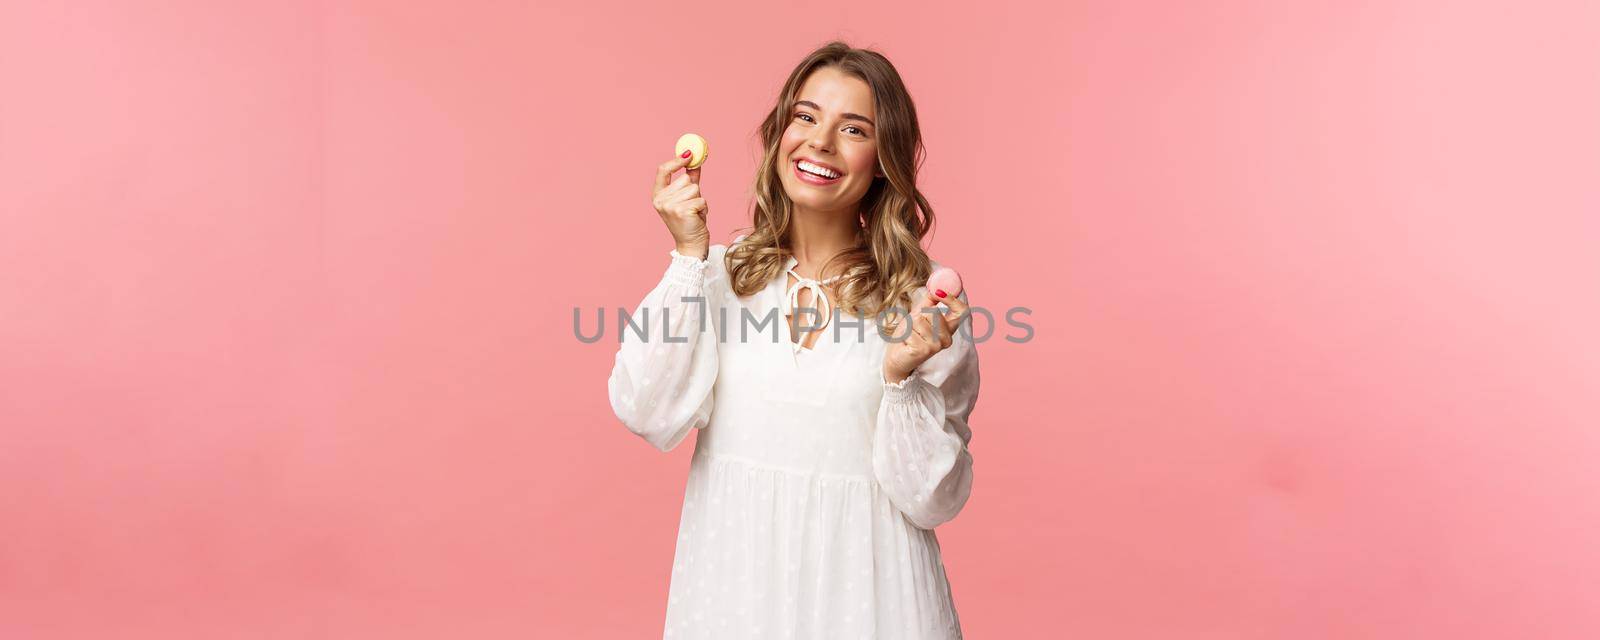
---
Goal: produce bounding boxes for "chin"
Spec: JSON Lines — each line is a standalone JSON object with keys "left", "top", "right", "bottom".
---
{"left": 794, "top": 196, "right": 850, "bottom": 213}
{"left": 783, "top": 184, "right": 845, "bottom": 207}
{"left": 779, "top": 183, "right": 820, "bottom": 208}
{"left": 787, "top": 193, "right": 827, "bottom": 209}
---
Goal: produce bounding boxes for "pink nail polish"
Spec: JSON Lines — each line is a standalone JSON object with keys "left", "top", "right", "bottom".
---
{"left": 935, "top": 289, "right": 947, "bottom": 298}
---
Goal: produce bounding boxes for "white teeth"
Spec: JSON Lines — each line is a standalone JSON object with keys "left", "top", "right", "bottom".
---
{"left": 797, "top": 160, "right": 839, "bottom": 179}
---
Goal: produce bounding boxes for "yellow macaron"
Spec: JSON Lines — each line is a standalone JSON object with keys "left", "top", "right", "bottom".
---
{"left": 675, "top": 133, "right": 710, "bottom": 169}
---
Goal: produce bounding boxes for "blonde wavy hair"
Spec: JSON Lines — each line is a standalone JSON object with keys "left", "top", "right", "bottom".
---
{"left": 723, "top": 41, "right": 936, "bottom": 333}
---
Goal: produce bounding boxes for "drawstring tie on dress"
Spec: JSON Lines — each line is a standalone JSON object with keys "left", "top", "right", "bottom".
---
{"left": 784, "top": 267, "right": 843, "bottom": 354}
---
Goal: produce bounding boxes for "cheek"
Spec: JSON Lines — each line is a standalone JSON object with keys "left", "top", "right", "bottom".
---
{"left": 850, "top": 150, "right": 878, "bottom": 178}
{"left": 779, "top": 127, "right": 804, "bottom": 153}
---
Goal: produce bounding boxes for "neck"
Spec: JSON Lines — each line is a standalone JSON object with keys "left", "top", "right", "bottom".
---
{"left": 788, "top": 205, "right": 859, "bottom": 279}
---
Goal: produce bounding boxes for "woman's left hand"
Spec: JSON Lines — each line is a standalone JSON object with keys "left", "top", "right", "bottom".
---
{"left": 883, "top": 290, "right": 970, "bottom": 384}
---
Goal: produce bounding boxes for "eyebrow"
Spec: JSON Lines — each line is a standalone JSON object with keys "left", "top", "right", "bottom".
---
{"left": 794, "top": 100, "right": 875, "bottom": 127}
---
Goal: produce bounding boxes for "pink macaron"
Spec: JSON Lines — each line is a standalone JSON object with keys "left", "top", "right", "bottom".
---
{"left": 927, "top": 266, "right": 963, "bottom": 301}
{"left": 909, "top": 266, "right": 962, "bottom": 319}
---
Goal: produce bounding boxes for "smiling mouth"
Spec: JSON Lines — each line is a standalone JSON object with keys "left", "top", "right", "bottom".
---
{"left": 793, "top": 159, "right": 843, "bottom": 185}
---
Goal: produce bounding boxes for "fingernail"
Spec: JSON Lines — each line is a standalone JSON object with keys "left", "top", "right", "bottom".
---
{"left": 935, "top": 289, "right": 947, "bottom": 298}
{"left": 681, "top": 150, "right": 692, "bottom": 159}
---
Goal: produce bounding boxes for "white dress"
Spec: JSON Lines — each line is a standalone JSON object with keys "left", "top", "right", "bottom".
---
{"left": 607, "top": 236, "right": 979, "bottom": 639}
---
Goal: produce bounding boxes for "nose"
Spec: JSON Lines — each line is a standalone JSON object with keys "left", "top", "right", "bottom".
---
{"left": 806, "top": 130, "right": 833, "bottom": 154}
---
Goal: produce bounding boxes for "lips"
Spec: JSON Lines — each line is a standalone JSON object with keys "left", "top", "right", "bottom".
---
{"left": 793, "top": 157, "right": 843, "bottom": 185}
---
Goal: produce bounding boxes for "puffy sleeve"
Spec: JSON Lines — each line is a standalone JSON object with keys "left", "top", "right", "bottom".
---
{"left": 606, "top": 247, "right": 720, "bottom": 452}
{"left": 872, "top": 288, "right": 979, "bottom": 530}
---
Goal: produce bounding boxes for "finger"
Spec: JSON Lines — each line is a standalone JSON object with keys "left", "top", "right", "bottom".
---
{"left": 655, "top": 178, "right": 692, "bottom": 205}
{"left": 907, "top": 289, "right": 938, "bottom": 318}
{"left": 655, "top": 155, "right": 693, "bottom": 192}
{"left": 937, "top": 313, "right": 959, "bottom": 345}
{"left": 686, "top": 166, "right": 701, "bottom": 185}
{"left": 917, "top": 294, "right": 954, "bottom": 340}
{"left": 890, "top": 311, "right": 924, "bottom": 345}
{"left": 907, "top": 312, "right": 936, "bottom": 346}
{"left": 916, "top": 319, "right": 945, "bottom": 354}
{"left": 658, "top": 180, "right": 697, "bottom": 206}
{"left": 667, "top": 171, "right": 691, "bottom": 192}
{"left": 922, "top": 309, "right": 953, "bottom": 345}
{"left": 938, "top": 293, "right": 970, "bottom": 336}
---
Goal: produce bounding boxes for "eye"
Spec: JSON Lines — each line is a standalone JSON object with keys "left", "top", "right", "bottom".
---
{"left": 795, "top": 112, "right": 815, "bottom": 123}
{"left": 845, "top": 126, "right": 866, "bottom": 137}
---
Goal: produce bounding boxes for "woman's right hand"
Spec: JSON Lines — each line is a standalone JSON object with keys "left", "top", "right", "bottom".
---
{"left": 653, "top": 152, "right": 710, "bottom": 259}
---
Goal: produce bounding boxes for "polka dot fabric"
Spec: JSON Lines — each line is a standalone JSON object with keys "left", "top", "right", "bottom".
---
{"left": 608, "top": 237, "right": 979, "bottom": 639}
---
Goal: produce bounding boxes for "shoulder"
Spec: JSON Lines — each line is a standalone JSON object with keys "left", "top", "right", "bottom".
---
{"left": 707, "top": 233, "right": 755, "bottom": 268}
{"left": 704, "top": 234, "right": 746, "bottom": 269}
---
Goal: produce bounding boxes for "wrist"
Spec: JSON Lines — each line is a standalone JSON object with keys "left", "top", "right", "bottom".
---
{"left": 883, "top": 363, "right": 914, "bottom": 385}
{"left": 674, "top": 242, "right": 709, "bottom": 261}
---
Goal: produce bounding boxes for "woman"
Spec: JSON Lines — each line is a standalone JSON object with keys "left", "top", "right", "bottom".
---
{"left": 608, "top": 41, "right": 979, "bottom": 639}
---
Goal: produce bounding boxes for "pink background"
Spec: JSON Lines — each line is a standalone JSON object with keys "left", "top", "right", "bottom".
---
{"left": 3, "top": 0, "right": 1598, "bottom": 637}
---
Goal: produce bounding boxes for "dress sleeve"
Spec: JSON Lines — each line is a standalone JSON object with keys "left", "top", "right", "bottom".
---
{"left": 872, "top": 288, "right": 980, "bottom": 530}
{"left": 606, "top": 248, "right": 720, "bottom": 452}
